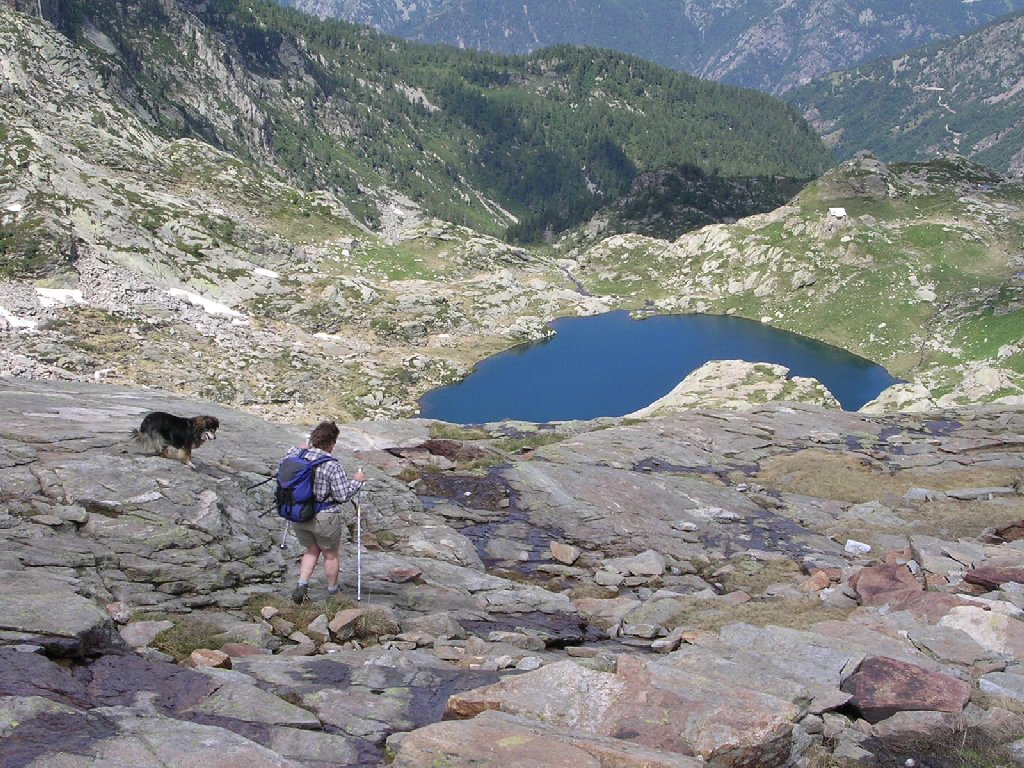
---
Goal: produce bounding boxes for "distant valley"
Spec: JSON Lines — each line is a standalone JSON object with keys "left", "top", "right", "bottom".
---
{"left": 276, "top": 0, "right": 1024, "bottom": 95}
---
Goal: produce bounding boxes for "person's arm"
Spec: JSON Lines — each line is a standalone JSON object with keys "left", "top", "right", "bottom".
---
{"left": 325, "top": 461, "right": 364, "bottom": 503}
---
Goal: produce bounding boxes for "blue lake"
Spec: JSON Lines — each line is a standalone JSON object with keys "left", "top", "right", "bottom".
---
{"left": 418, "top": 311, "right": 901, "bottom": 424}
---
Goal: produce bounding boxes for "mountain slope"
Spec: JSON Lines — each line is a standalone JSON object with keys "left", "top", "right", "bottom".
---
{"left": 786, "top": 11, "right": 1024, "bottom": 176}
{"left": 2, "top": 2, "right": 1021, "bottom": 421}
{"left": 276, "top": 0, "right": 1024, "bottom": 95}
{"left": 2, "top": 0, "right": 830, "bottom": 243}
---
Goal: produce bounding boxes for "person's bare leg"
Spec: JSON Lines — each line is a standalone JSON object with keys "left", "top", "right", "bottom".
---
{"left": 299, "top": 545, "right": 322, "bottom": 582}
{"left": 323, "top": 548, "right": 340, "bottom": 593}
{"left": 293, "top": 544, "right": 321, "bottom": 603}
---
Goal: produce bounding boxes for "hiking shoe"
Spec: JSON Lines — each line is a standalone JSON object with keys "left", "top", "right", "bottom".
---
{"left": 291, "top": 583, "right": 308, "bottom": 604}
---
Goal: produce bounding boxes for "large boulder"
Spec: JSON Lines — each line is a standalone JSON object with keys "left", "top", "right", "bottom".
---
{"left": 840, "top": 656, "right": 971, "bottom": 723}
{"left": 447, "top": 656, "right": 804, "bottom": 767}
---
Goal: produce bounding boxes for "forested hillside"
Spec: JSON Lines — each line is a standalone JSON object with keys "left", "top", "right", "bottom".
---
{"left": 4, "top": 0, "right": 830, "bottom": 241}
{"left": 276, "top": 0, "right": 1024, "bottom": 95}
{"left": 787, "top": 11, "right": 1024, "bottom": 176}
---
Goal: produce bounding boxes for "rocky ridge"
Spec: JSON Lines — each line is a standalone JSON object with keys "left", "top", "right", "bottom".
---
{"left": 788, "top": 11, "right": 1024, "bottom": 176}
{"left": 278, "top": 0, "right": 1024, "bottom": 96}
{"left": 3, "top": 377, "right": 1024, "bottom": 766}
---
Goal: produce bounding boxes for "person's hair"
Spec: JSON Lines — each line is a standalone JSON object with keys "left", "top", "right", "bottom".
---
{"left": 309, "top": 420, "right": 340, "bottom": 450}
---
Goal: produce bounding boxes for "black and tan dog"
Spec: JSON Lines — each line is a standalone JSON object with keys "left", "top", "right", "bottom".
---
{"left": 131, "top": 411, "right": 219, "bottom": 467}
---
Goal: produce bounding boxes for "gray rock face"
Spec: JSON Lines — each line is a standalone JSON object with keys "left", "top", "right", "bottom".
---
{"left": 0, "top": 568, "right": 119, "bottom": 656}
{"left": 3, "top": 378, "right": 1024, "bottom": 767}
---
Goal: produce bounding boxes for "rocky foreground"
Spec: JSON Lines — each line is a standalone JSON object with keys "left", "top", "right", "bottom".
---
{"left": 2, "top": 376, "right": 1024, "bottom": 767}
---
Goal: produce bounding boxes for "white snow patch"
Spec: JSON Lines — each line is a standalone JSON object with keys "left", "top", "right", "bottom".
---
{"left": 36, "top": 288, "right": 85, "bottom": 307}
{"left": 253, "top": 267, "right": 279, "bottom": 279}
{"left": 0, "top": 306, "right": 37, "bottom": 330}
{"left": 167, "top": 288, "right": 242, "bottom": 317}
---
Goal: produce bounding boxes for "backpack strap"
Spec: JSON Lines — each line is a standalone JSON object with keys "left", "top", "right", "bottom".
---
{"left": 303, "top": 450, "right": 340, "bottom": 511}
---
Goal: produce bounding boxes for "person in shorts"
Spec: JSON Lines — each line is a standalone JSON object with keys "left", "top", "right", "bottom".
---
{"left": 283, "top": 420, "right": 364, "bottom": 603}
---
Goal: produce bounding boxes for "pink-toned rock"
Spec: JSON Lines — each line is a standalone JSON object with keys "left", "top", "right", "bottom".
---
{"left": 392, "top": 709, "right": 703, "bottom": 768}
{"left": 840, "top": 656, "right": 971, "bottom": 724}
{"left": 939, "top": 606, "right": 1024, "bottom": 657}
{"left": 924, "top": 573, "right": 950, "bottom": 590}
{"left": 875, "top": 589, "right": 971, "bottom": 624}
{"left": 994, "top": 519, "right": 1024, "bottom": 541}
{"left": 188, "top": 649, "right": 232, "bottom": 669}
{"left": 269, "top": 615, "right": 295, "bottom": 637}
{"left": 446, "top": 656, "right": 801, "bottom": 766}
{"left": 849, "top": 564, "right": 920, "bottom": 605}
{"left": 329, "top": 608, "right": 365, "bottom": 642}
{"left": 279, "top": 641, "right": 317, "bottom": 657}
{"left": 965, "top": 566, "right": 1024, "bottom": 590}
{"left": 106, "top": 601, "right": 131, "bottom": 624}
{"left": 871, "top": 710, "right": 959, "bottom": 742}
{"left": 720, "top": 590, "right": 751, "bottom": 604}
{"left": 550, "top": 541, "right": 581, "bottom": 565}
{"left": 388, "top": 566, "right": 422, "bottom": 583}
{"left": 798, "top": 571, "right": 832, "bottom": 593}
{"left": 219, "top": 642, "right": 266, "bottom": 658}
{"left": 812, "top": 567, "right": 843, "bottom": 582}
{"left": 571, "top": 596, "right": 642, "bottom": 630}
{"left": 881, "top": 547, "right": 912, "bottom": 565}
{"left": 119, "top": 619, "right": 175, "bottom": 649}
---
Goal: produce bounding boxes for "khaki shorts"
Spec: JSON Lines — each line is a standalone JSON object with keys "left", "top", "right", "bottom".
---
{"left": 292, "top": 512, "right": 342, "bottom": 551}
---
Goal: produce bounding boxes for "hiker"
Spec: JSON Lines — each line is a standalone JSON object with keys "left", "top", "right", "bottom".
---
{"left": 281, "top": 420, "right": 365, "bottom": 604}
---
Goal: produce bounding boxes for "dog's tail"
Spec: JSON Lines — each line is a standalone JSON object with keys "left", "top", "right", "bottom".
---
{"left": 130, "top": 427, "right": 164, "bottom": 453}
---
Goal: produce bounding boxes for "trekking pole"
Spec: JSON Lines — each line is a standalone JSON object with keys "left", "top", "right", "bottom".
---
{"left": 280, "top": 519, "right": 290, "bottom": 549}
{"left": 246, "top": 474, "right": 276, "bottom": 492}
{"left": 354, "top": 493, "right": 363, "bottom": 602}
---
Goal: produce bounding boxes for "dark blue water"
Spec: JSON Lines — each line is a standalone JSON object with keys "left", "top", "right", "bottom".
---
{"left": 419, "top": 311, "right": 901, "bottom": 424}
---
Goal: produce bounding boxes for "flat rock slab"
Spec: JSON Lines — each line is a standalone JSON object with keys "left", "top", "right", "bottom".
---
{"left": 965, "top": 566, "right": 1024, "bottom": 590}
{"left": 1, "top": 705, "right": 302, "bottom": 768}
{"left": 979, "top": 669, "right": 1024, "bottom": 703}
{"left": 187, "top": 679, "right": 321, "bottom": 728}
{"left": 0, "top": 568, "right": 118, "bottom": 656}
{"left": 0, "top": 647, "right": 92, "bottom": 706}
{"left": 447, "top": 656, "right": 801, "bottom": 767}
{"left": 233, "top": 649, "right": 501, "bottom": 744}
{"left": 392, "top": 709, "right": 705, "bottom": 768}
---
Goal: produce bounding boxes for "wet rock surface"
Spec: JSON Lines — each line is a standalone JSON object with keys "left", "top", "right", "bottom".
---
{"left": 2, "top": 377, "right": 1024, "bottom": 766}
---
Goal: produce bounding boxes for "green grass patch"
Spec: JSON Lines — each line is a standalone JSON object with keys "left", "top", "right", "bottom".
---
{"left": 661, "top": 596, "right": 852, "bottom": 634}
{"left": 149, "top": 616, "right": 231, "bottom": 661}
{"left": 493, "top": 432, "right": 570, "bottom": 454}
{"left": 705, "top": 556, "right": 804, "bottom": 596}
{"left": 428, "top": 423, "right": 492, "bottom": 440}
{"left": 956, "top": 308, "right": 1024, "bottom": 360}
{"left": 246, "top": 593, "right": 357, "bottom": 629}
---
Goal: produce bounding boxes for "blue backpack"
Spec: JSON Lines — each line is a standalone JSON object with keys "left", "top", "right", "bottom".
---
{"left": 275, "top": 451, "right": 338, "bottom": 522}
